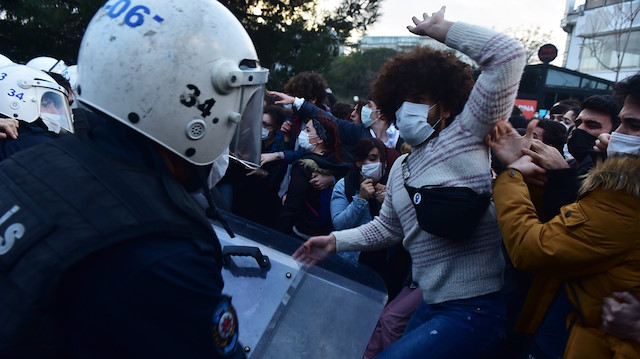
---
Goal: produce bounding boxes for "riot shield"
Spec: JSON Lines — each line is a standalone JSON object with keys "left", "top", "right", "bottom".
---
{"left": 213, "top": 212, "right": 388, "bottom": 358}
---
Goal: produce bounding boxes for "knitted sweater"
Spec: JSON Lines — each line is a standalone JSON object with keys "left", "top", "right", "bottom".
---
{"left": 333, "top": 22, "right": 526, "bottom": 304}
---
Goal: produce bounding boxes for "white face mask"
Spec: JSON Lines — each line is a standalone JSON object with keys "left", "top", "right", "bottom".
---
{"left": 361, "top": 162, "right": 382, "bottom": 182}
{"left": 395, "top": 101, "right": 440, "bottom": 146}
{"left": 607, "top": 132, "right": 640, "bottom": 157}
{"left": 361, "top": 106, "right": 376, "bottom": 128}
{"left": 298, "top": 131, "right": 317, "bottom": 152}
{"left": 261, "top": 127, "right": 270, "bottom": 140}
{"left": 40, "top": 112, "right": 61, "bottom": 134}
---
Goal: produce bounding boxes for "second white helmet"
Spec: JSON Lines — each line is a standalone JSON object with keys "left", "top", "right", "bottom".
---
{"left": 0, "top": 64, "right": 73, "bottom": 134}
{"left": 26, "top": 56, "right": 68, "bottom": 75}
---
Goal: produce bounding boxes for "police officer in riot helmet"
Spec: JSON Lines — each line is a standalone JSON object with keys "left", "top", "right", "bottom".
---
{"left": 0, "top": 64, "right": 74, "bottom": 161}
{"left": 0, "top": 0, "right": 267, "bottom": 357}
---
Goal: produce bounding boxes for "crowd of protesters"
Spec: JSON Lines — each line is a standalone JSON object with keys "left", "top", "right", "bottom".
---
{"left": 2, "top": 3, "right": 640, "bottom": 359}
{"left": 210, "top": 8, "right": 640, "bottom": 359}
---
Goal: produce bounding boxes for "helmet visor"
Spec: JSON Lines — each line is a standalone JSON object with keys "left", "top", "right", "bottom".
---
{"left": 229, "top": 86, "right": 264, "bottom": 168}
{"left": 39, "top": 90, "right": 73, "bottom": 133}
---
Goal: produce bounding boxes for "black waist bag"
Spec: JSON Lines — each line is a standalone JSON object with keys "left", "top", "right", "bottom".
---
{"left": 404, "top": 185, "right": 490, "bottom": 240}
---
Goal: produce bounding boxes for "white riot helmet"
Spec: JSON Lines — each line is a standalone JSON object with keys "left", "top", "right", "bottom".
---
{"left": 76, "top": 0, "right": 269, "bottom": 166}
{"left": 61, "top": 65, "right": 77, "bottom": 92}
{"left": 60, "top": 65, "right": 78, "bottom": 109}
{"left": 0, "top": 64, "right": 73, "bottom": 134}
{"left": 26, "top": 56, "right": 68, "bottom": 75}
{"left": 0, "top": 54, "right": 13, "bottom": 68}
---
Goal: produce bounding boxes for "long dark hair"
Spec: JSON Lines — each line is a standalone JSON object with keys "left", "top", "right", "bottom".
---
{"left": 344, "top": 138, "right": 388, "bottom": 214}
{"left": 353, "top": 137, "right": 387, "bottom": 170}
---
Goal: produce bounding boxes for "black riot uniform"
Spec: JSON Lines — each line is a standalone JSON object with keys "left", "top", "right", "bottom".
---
{"left": 0, "top": 110, "right": 244, "bottom": 359}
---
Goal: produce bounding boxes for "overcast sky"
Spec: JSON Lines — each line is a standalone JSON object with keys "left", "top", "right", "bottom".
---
{"left": 324, "top": 0, "right": 585, "bottom": 65}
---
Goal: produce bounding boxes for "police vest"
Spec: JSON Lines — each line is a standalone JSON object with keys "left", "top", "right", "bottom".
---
{"left": 0, "top": 134, "right": 222, "bottom": 355}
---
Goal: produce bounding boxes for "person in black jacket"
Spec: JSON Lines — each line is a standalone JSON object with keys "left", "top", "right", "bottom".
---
{"left": 0, "top": 64, "right": 73, "bottom": 161}
{"left": 278, "top": 113, "right": 350, "bottom": 238}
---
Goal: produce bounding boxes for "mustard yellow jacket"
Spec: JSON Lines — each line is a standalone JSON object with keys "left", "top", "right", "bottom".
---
{"left": 494, "top": 156, "right": 640, "bottom": 359}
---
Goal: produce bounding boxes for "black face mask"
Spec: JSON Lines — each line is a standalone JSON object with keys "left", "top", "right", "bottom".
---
{"left": 567, "top": 129, "right": 597, "bottom": 162}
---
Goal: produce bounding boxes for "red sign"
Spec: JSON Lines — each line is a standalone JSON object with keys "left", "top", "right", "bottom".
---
{"left": 515, "top": 99, "right": 538, "bottom": 119}
{"left": 538, "top": 44, "right": 558, "bottom": 63}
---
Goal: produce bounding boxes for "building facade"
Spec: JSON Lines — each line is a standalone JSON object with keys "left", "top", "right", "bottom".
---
{"left": 359, "top": 36, "right": 474, "bottom": 65}
{"left": 562, "top": 0, "right": 640, "bottom": 81}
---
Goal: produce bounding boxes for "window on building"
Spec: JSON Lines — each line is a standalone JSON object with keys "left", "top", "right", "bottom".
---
{"left": 586, "top": 0, "right": 633, "bottom": 9}
{"left": 606, "top": 0, "right": 632, "bottom": 5}
{"left": 546, "top": 69, "right": 581, "bottom": 87}
{"left": 579, "top": 30, "right": 640, "bottom": 72}
{"left": 585, "top": 0, "right": 605, "bottom": 9}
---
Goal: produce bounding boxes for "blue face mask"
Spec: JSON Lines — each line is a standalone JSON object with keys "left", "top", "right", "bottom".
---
{"left": 361, "top": 106, "right": 377, "bottom": 128}
{"left": 395, "top": 102, "right": 440, "bottom": 146}
{"left": 261, "top": 127, "right": 270, "bottom": 140}
{"left": 607, "top": 132, "right": 640, "bottom": 157}
{"left": 298, "top": 131, "right": 317, "bottom": 152}
{"left": 360, "top": 162, "right": 382, "bottom": 182}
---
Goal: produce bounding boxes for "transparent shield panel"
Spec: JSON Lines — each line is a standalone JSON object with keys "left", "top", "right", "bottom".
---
{"left": 215, "top": 211, "right": 387, "bottom": 359}
{"left": 39, "top": 89, "right": 73, "bottom": 133}
{"left": 229, "top": 86, "right": 263, "bottom": 168}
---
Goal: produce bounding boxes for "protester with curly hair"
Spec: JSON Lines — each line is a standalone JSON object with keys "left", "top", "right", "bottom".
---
{"left": 277, "top": 113, "right": 349, "bottom": 238}
{"left": 294, "top": 6, "right": 526, "bottom": 358}
{"left": 284, "top": 71, "right": 329, "bottom": 109}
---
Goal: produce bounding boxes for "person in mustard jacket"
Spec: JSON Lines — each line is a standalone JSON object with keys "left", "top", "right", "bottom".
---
{"left": 492, "top": 72, "right": 640, "bottom": 359}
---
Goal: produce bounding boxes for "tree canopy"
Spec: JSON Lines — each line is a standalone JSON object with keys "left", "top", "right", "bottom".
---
{"left": 219, "top": 0, "right": 381, "bottom": 89}
{"left": 0, "top": 0, "right": 382, "bottom": 89}
{"left": 325, "top": 47, "right": 397, "bottom": 102}
{"left": 503, "top": 26, "right": 553, "bottom": 64}
{"left": 0, "top": 0, "right": 104, "bottom": 64}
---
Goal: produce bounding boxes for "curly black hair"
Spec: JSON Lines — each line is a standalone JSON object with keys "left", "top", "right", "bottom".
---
{"left": 284, "top": 71, "right": 328, "bottom": 107}
{"left": 615, "top": 72, "right": 640, "bottom": 104}
{"left": 371, "top": 46, "right": 475, "bottom": 125}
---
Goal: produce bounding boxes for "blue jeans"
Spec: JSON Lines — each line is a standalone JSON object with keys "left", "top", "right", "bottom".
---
{"left": 374, "top": 292, "right": 507, "bottom": 359}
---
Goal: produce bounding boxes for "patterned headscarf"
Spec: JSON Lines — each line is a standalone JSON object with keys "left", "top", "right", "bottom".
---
{"left": 312, "top": 118, "right": 328, "bottom": 143}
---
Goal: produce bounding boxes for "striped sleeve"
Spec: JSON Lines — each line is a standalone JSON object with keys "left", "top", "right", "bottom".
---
{"left": 446, "top": 22, "right": 526, "bottom": 140}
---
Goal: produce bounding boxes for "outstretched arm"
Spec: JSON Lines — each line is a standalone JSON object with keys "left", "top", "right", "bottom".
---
{"left": 409, "top": 6, "right": 526, "bottom": 139}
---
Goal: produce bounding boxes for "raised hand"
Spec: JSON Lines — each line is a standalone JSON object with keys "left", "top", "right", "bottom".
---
{"left": 487, "top": 119, "right": 538, "bottom": 167}
{"left": 594, "top": 133, "right": 611, "bottom": 152}
{"left": 523, "top": 139, "right": 569, "bottom": 170}
{"left": 407, "top": 6, "right": 452, "bottom": 43}
{"left": 359, "top": 179, "right": 376, "bottom": 200}
{"left": 268, "top": 90, "right": 295, "bottom": 105}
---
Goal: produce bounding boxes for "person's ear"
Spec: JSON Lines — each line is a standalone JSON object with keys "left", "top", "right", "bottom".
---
{"left": 440, "top": 109, "right": 452, "bottom": 128}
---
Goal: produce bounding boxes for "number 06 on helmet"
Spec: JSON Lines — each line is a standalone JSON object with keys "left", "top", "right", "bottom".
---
{"left": 76, "top": 0, "right": 269, "bottom": 166}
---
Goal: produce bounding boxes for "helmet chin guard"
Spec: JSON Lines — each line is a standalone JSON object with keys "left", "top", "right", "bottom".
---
{"left": 77, "top": 0, "right": 268, "bottom": 166}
